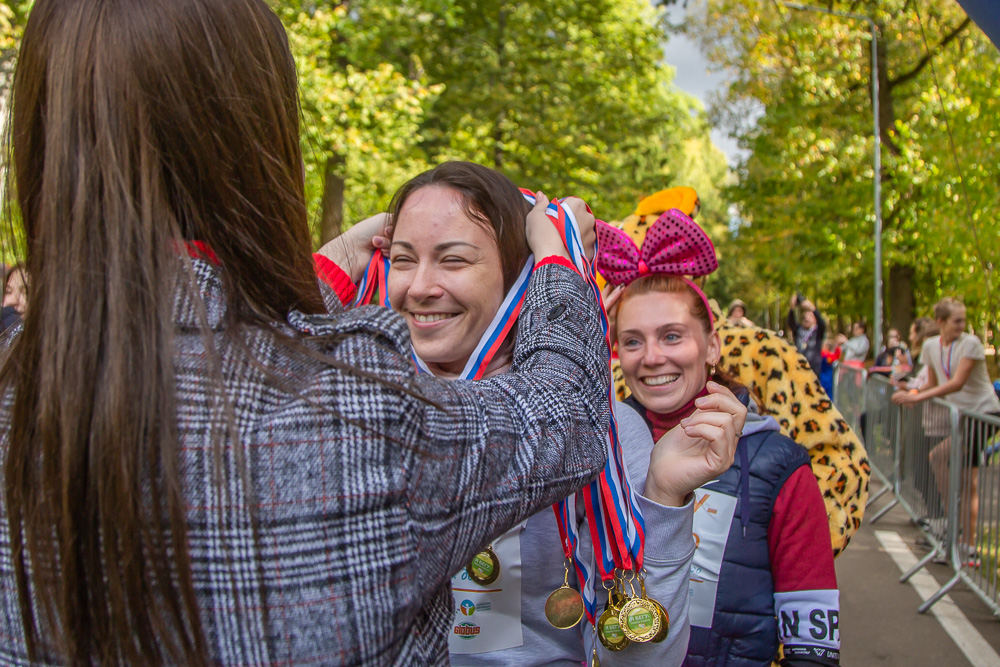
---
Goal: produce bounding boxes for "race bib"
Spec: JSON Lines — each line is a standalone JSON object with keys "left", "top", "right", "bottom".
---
{"left": 688, "top": 486, "right": 737, "bottom": 628}
{"left": 449, "top": 524, "right": 526, "bottom": 654}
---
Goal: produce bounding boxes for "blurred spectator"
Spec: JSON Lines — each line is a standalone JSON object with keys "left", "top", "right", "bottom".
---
{"left": 871, "top": 328, "right": 912, "bottom": 377}
{"left": 835, "top": 321, "right": 869, "bottom": 367}
{"left": 787, "top": 294, "right": 826, "bottom": 376}
{"left": 1, "top": 264, "right": 27, "bottom": 332}
{"left": 895, "top": 317, "right": 939, "bottom": 392}
{"left": 726, "top": 298, "right": 755, "bottom": 327}
{"left": 892, "top": 298, "right": 1000, "bottom": 564}
{"left": 819, "top": 338, "right": 840, "bottom": 398}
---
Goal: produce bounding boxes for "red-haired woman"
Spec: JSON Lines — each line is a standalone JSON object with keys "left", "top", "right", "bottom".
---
{"left": 599, "top": 214, "right": 840, "bottom": 666}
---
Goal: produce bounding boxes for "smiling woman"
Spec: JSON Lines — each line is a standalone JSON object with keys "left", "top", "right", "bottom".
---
{"left": 599, "top": 214, "right": 841, "bottom": 667}
{"left": 386, "top": 166, "right": 523, "bottom": 378}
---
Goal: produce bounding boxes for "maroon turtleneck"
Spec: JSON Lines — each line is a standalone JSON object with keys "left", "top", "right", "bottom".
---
{"left": 645, "top": 385, "right": 710, "bottom": 442}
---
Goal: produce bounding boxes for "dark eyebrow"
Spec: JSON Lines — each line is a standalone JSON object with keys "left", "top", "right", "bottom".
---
{"left": 390, "top": 240, "right": 481, "bottom": 252}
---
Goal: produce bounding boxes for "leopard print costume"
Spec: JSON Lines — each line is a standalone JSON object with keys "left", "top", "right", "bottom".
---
{"left": 609, "top": 207, "right": 870, "bottom": 557}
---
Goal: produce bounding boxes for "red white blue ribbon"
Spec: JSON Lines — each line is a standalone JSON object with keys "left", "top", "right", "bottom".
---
{"left": 351, "top": 252, "right": 391, "bottom": 308}
{"left": 518, "top": 190, "right": 647, "bottom": 624}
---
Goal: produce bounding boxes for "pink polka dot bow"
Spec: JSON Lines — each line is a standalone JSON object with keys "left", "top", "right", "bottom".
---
{"left": 595, "top": 209, "right": 718, "bottom": 286}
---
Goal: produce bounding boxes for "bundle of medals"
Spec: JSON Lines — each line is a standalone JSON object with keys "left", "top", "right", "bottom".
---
{"left": 357, "top": 193, "right": 666, "bottom": 664}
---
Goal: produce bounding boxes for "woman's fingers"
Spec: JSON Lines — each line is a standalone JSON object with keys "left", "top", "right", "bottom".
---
{"left": 526, "top": 191, "right": 571, "bottom": 261}
{"left": 602, "top": 283, "right": 624, "bottom": 309}
{"left": 697, "top": 381, "right": 748, "bottom": 432}
{"left": 679, "top": 422, "right": 736, "bottom": 468}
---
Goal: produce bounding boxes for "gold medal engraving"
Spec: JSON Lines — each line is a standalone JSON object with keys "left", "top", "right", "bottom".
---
{"left": 545, "top": 585, "right": 584, "bottom": 629}
{"left": 637, "top": 577, "right": 670, "bottom": 643}
{"left": 618, "top": 597, "right": 660, "bottom": 643}
{"left": 465, "top": 546, "right": 500, "bottom": 586}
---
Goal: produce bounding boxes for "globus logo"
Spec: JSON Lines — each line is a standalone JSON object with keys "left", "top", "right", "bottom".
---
{"left": 460, "top": 600, "right": 476, "bottom": 616}
{"left": 454, "top": 622, "right": 481, "bottom": 639}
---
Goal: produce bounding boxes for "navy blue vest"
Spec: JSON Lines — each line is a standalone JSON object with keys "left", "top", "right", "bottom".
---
{"left": 623, "top": 397, "right": 810, "bottom": 666}
{"left": 683, "top": 429, "right": 809, "bottom": 666}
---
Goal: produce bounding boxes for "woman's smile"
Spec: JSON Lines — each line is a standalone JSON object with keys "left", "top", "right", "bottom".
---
{"left": 640, "top": 373, "right": 680, "bottom": 387}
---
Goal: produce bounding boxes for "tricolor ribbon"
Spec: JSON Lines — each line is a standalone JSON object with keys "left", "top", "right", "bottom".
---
{"left": 350, "top": 252, "right": 391, "bottom": 308}
{"left": 518, "top": 191, "right": 646, "bottom": 624}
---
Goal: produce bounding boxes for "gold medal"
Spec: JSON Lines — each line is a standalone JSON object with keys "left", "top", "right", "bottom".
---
{"left": 590, "top": 647, "right": 602, "bottom": 667}
{"left": 596, "top": 604, "right": 630, "bottom": 651}
{"left": 465, "top": 545, "right": 500, "bottom": 586}
{"left": 544, "top": 587, "right": 584, "bottom": 629}
{"left": 650, "top": 598, "right": 670, "bottom": 643}
{"left": 638, "top": 577, "right": 670, "bottom": 643}
{"left": 545, "top": 562, "right": 584, "bottom": 629}
{"left": 618, "top": 597, "right": 661, "bottom": 643}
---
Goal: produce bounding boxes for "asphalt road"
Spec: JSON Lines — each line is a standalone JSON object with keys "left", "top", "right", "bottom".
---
{"left": 838, "top": 481, "right": 1000, "bottom": 665}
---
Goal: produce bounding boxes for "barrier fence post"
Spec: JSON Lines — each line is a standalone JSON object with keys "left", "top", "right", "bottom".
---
{"left": 867, "top": 374, "right": 899, "bottom": 524}
{"left": 953, "top": 412, "right": 1000, "bottom": 618}
{"left": 917, "top": 405, "right": 964, "bottom": 613}
{"left": 897, "top": 398, "right": 954, "bottom": 581}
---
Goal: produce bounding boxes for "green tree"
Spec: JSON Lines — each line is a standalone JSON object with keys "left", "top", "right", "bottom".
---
{"left": 276, "top": 3, "right": 442, "bottom": 244}
{"left": 684, "top": 0, "right": 999, "bottom": 339}
{"left": 278, "top": 0, "right": 708, "bottom": 236}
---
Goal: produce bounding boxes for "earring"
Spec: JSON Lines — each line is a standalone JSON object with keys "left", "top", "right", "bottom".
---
{"left": 709, "top": 364, "right": 717, "bottom": 375}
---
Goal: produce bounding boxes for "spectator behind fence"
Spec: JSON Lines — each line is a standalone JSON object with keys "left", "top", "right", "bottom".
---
{"left": 726, "top": 298, "right": 754, "bottom": 327}
{"left": 819, "top": 338, "right": 840, "bottom": 398}
{"left": 892, "top": 298, "right": 1000, "bottom": 564}
{"left": 835, "top": 321, "right": 869, "bottom": 368}
{"left": 0, "top": 1, "right": 613, "bottom": 664}
{"left": 871, "top": 328, "right": 912, "bottom": 377}
{"left": 895, "top": 317, "right": 940, "bottom": 392}
{"left": 787, "top": 294, "right": 826, "bottom": 377}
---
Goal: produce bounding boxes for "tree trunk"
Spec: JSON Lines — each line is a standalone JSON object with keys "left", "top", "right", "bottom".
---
{"left": 888, "top": 263, "right": 915, "bottom": 338}
{"left": 319, "top": 154, "right": 346, "bottom": 245}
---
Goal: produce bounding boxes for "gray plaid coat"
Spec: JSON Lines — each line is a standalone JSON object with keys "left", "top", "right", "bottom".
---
{"left": 0, "top": 258, "right": 610, "bottom": 666}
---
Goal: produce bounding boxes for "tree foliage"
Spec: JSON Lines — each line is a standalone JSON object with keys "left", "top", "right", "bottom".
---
{"left": 0, "top": 1, "right": 728, "bottom": 260}
{"left": 275, "top": 0, "right": 715, "bottom": 241}
{"left": 684, "top": 0, "right": 1000, "bottom": 339}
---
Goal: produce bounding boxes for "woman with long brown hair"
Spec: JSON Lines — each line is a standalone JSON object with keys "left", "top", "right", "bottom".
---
{"left": 0, "top": 1, "right": 612, "bottom": 664}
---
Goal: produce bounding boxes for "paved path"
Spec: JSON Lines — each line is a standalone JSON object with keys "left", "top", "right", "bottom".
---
{"left": 838, "top": 481, "right": 1000, "bottom": 665}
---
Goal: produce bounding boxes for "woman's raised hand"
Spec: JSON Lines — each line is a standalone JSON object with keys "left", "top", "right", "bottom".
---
{"left": 643, "top": 381, "right": 747, "bottom": 507}
{"left": 526, "top": 192, "right": 571, "bottom": 262}
{"left": 316, "top": 212, "right": 392, "bottom": 282}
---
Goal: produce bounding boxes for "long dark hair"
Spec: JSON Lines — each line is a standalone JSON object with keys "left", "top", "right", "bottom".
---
{"left": 2, "top": 0, "right": 322, "bottom": 662}
{"left": 388, "top": 161, "right": 531, "bottom": 293}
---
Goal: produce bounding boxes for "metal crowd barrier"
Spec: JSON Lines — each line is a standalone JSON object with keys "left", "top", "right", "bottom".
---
{"left": 833, "top": 362, "right": 1000, "bottom": 618}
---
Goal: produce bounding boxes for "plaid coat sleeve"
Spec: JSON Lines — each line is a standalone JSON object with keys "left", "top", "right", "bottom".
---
{"left": 402, "top": 262, "right": 610, "bottom": 591}
{"left": 0, "top": 261, "right": 609, "bottom": 667}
